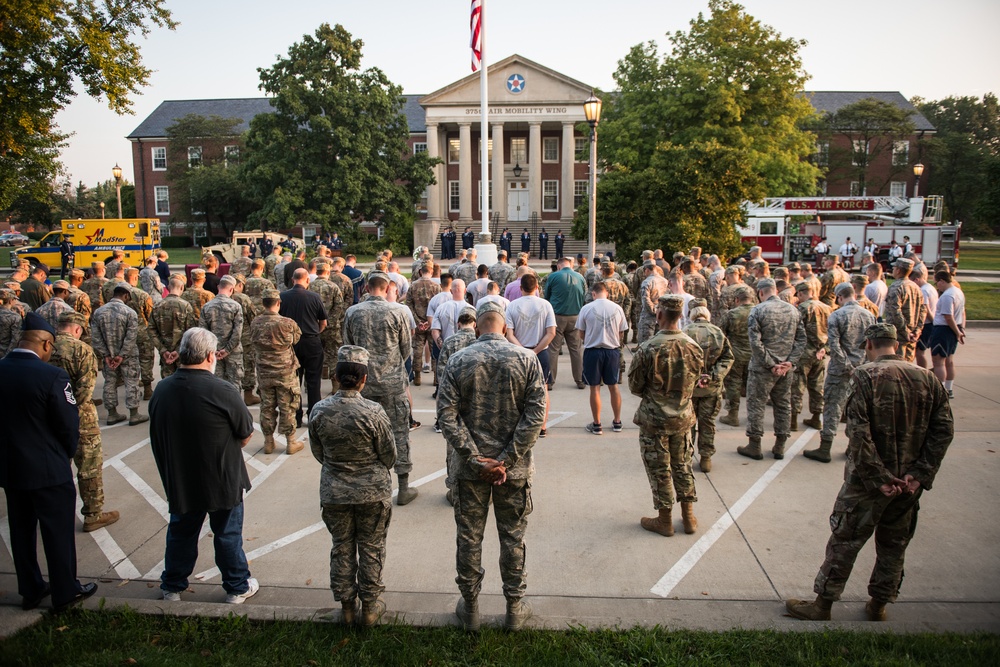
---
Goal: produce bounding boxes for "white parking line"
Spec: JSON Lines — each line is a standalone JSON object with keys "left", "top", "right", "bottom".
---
{"left": 74, "top": 483, "right": 143, "bottom": 579}
{"left": 111, "top": 459, "right": 169, "bottom": 521}
{"left": 103, "top": 438, "right": 150, "bottom": 469}
{"left": 649, "top": 429, "right": 816, "bottom": 598}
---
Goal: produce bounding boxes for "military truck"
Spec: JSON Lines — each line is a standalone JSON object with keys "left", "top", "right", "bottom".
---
{"left": 201, "top": 231, "right": 289, "bottom": 263}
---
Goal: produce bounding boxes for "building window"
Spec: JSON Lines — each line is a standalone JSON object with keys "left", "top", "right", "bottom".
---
{"left": 575, "top": 137, "right": 587, "bottom": 162}
{"left": 510, "top": 137, "right": 526, "bottom": 165}
{"left": 188, "top": 146, "right": 202, "bottom": 168}
{"left": 224, "top": 145, "right": 239, "bottom": 167}
{"left": 477, "top": 138, "right": 493, "bottom": 163}
{"left": 892, "top": 141, "right": 910, "bottom": 166}
{"left": 851, "top": 139, "right": 867, "bottom": 167}
{"left": 413, "top": 142, "right": 427, "bottom": 155}
{"left": 890, "top": 181, "right": 907, "bottom": 198}
{"left": 478, "top": 180, "right": 493, "bottom": 211}
{"left": 448, "top": 138, "right": 461, "bottom": 163}
{"left": 154, "top": 186, "right": 170, "bottom": 215}
{"left": 152, "top": 147, "right": 166, "bottom": 170}
{"left": 543, "top": 180, "right": 559, "bottom": 211}
{"left": 543, "top": 137, "right": 559, "bottom": 162}
{"left": 574, "top": 180, "right": 588, "bottom": 208}
{"left": 449, "top": 181, "right": 460, "bottom": 212}
{"left": 849, "top": 181, "right": 861, "bottom": 196}
{"left": 814, "top": 141, "right": 829, "bottom": 166}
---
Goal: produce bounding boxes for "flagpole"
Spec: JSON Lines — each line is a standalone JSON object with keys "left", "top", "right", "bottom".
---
{"left": 475, "top": 0, "right": 497, "bottom": 265}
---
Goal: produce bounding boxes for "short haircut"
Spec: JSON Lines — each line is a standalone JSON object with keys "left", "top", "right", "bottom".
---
{"left": 457, "top": 311, "right": 477, "bottom": 326}
{"left": 262, "top": 297, "right": 280, "bottom": 309}
{"left": 440, "top": 274, "right": 453, "bottom": 287}
{"left": 368, "top": 274, "right": 389, "bottom": 290}
{"left": 520, "top": 273, "right": 538, "bottom": 293}
{"left": 292, "top": 268, "right": 309, "bottom": 282}
{"left": 113, "top": 285, "right": 131, "bottom": 298}
{"left": 335, "top": 361, "right": 367, "bottom": 390}
{"left": 591, "top": 280, "right": 608, "bottom": 294}
{"left": 178, "top": 327, "right": 218, "bottom": 365}
{"left": 478, "top": 264, "right": 489, "bottom": 277}
{"left": 168, "top": 277, "right": 186, "bottom": 292}
{"left": 934, "top": 270, "right": 954, "bottom": 284}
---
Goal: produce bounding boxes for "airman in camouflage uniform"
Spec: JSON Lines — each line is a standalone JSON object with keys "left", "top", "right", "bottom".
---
{"left": 231, "top": 275, "right": 260, "bottom": 405}
{"left": 437, "top": 301, "right": 546, "bottom": 631}
{"left": 0, "top": 289, "right": 23, "bottom": 358}
{"left": 453, "top": 252, "right": 479, "bottom": 287}
{"left": 791, "top": 281, "right": 832, "bottom": 431}
{"left": 35, "top": 280, "right": 73, "bottom": 330}
{"left": 436, "top": 314, "right": 478, "bottom": 500}
{"left": 251, "top": 289, "right": 303, "bottom": 455}
{"left": 740, "top": 279, "right": 806, "bottom": 461}
{"left": 629, "top": 294, "right": 704, "bottom": 537}
{"left": 851, "top": 274, "right": 881, "bottom": 318}
{"left": 404, "top": 263, "right": 441, "bottom": 387}
{"left": 102, "top": 264, "right": 128, "bottom": 306}
{"left": 818, "top": 256, "right": 850, "bottom": 307}
{"left": 66, "top": 269, "right": 93, "bottom": 343}
{"left": 264, "top": 247, "right": 283, "bottom": 287}
{"left": 91, "top": 286, "right": 146, "bottom": 425}
{"left": 718, "top": 286, "right": 754, "bottom": 426}
{"left": 182, "top": 268, "right": 213, "bottom": 320}
{"left": 681, "top": 258, "right": 712, "bottom": 301}
{"left": 309, "top": 345, "right": 396, "bottom": 627}
{"left": 139, "top": 258, "right": 164, "bottom": 305}
{"left": 786, "top": 323, "right": 953, "bottom": 623}
{"left": 125, "top": 269, "right": 155, "bottom": 398}
{"left": 148, "top": 277, "right": 195, "bottom": 379}
{"left": 623, "top": 263, "right": 642, "bottom": 343}
{"left": 683, "top": 302, "right": 734, "bottom": 472}
{"left": 230, "top": 246, "right": 254, "bottom": 278}
{"left": 104, "top": 250, "right": 126, "bottom": 281}
{"left": 637, "top": 262, "right": 669, "bottom": 344}
{"left": 309, "top": 263, "right": 344, "bottom": 390}
{"left": 329, "top": 258, "right": 355, "bottom": 305}
{"left": 718, "top": 266, "right": 756, "bottom": 315}
{"left": 343, "top": 272, "right": 415, "bottom": 504}
{"left": 50, "top": 311, "right": 119, "bottom": 532}
{"left": 488, "top": 252, "right": 517, "bottom": 293}
{"left": 802, "top": 263, "right": 822, "bottom": 299}
{"left": 805, "top": 283, "right": 878, "bottom": 462}
{"left": 243, "top": 260, "right": 271, "bottom": 310}
{"left": 883, "top": 258, "right": 926, "bottom": 363}
{"left": 199, "top": 275, "right": 244, "bottom": 388}
{"left": 80, "top": 262, "right": 108, "bottom": 309}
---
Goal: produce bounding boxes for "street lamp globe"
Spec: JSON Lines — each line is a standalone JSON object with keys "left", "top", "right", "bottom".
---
{"left": 913, "top": 162, "right": 924, "bottom": 178}
{"left": 583, "top": 93, "right": 602, "bottom": 127}
{"left": 112, "top": 164, "right": 123, "bottom": 182}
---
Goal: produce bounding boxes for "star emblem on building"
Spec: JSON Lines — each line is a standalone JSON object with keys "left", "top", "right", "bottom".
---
{"left": 506, "top": 74, "right": 525, "bottom": 94}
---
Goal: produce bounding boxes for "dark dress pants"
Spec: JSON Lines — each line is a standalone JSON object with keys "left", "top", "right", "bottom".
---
{"left": 294, "top": 335, "right": 324, "bottom": 421}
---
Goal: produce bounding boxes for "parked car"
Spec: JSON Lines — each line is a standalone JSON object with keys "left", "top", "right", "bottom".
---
{"left": 0, "top": 233, "right": 30, "bottom": 247}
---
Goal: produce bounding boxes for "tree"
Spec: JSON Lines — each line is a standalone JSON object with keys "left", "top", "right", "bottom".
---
{"left": 241, "top": 23, "right": 438, "bottom": 251}
{"left": 0, "top": 0, "right": 175, "bottom": 209}
{"left": 818, "top": 98, "right": 915, "bottom": 196}
{"left": 917, "top": 94, "right": 1000, "bottom": 236}
{"left": 165, "top": 114, "right": 252, "bottom": 235}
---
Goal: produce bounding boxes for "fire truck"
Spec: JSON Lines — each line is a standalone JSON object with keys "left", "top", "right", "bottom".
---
{"left": 739, "top": 195, "right": 960, "bottom": 268}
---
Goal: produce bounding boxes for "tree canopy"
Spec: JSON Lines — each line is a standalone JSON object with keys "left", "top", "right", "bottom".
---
{"left": 0, "top": 0, "right": 175, "bottom": 209}
{"left": 241, "top": 23, "right": 438, "bottom": 250}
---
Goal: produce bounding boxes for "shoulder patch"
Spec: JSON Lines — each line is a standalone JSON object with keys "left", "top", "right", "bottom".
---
{"left": 64, "top": 381, "right": 77, "bottom": 405}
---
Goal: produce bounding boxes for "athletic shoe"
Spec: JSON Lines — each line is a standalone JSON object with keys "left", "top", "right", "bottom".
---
{"left": 585, "top": 422, "right": 603, "bottom": 435}
{"left": 409, "top": 420, "right": 421, "bottom": 432}
{"left": 422, "top": 363, "right": 432, "bottom": 373}
{"left": 612, "top": 420, "right": 623, "bottom": 432}
{"left": 539, "top": 429, "right": 547, "bottom": 438}
{"left": 433, "top": 422, "right": 442, "bottom": 433}
{"left": 225, "top": 577, "right": 259, "bottom": 604}
{"left": 947, "top": 389, "right": 955, "bottom": 399}
{"left": 162, "top": 590, "right": 181, "bottom": 602}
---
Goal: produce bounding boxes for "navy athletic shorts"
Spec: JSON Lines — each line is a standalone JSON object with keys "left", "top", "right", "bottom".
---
{"left": 930, "top": 325, "right": 959, "bottom": 358}
{"left": 582, "top": 347, "right": 621, "bottom": 386}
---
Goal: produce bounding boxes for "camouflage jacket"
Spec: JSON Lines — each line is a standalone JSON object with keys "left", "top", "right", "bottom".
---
{"left": 639, "top": 274, "right": 669, "bottom": 317}
{"left": 596, "top": 276, "right": 632, "bottom": 315}
{"left": 343, "top": 296, "right": 412, "bottom": 393}
{"left": 682, "top": 321, "right": 735, "bottom": 396}
{"left": 127, "top": 285, "right": 154, "bottom": 331}
{"left": 404, "top": 277, "right": 441, "bottom": 324}
{"left": 453, "top": 261, "right": 478, "bottom": 287}
{"left": 797, "top": 298, "right": 833, "bottom": 354}
{"left": 819, "top": 267, "right": 850, "bottom": 306}
{"left": 857, "top": 295, "right": 880, "bottom": 318}
{"left": 243, "top": 275, "right": 272, "bottom": 310}
{"left": 148, "top": 295, "right": 195, "bottom": 353}
{"left": 102, "top": 279, "right": 128, "bottom": 306}
{"left": 844, "top": 355, "right": 953, "bottom": 491}
{"left": 80, "top": 276, "right": 107, "bottom": 309}
{"left": 66, "top": 286, "right": 92, "bottom": 321}
{"left": 35, "top": 297, "right": 73, "bottom": 331}
{"left": 263, "top": 254, "right": 281, "bottom": 286}
{"left": 720, "top": 303, "right": 753, "bottom": 361}
{"left": 747, "top": 296, "right": 806, "bottom": 372}
{"left": 233, "top": 292, "right": 257, "bottom": 344}
{"left": 628, "top": 329, "right": 704, "bottom": 432}
{"left": 0, "top": 308, "right": 23, "bottom": 358}
{"left": 91, "top": 299, "right": 139, "bottom": 358}
{"left": 250, "top": 312, "right": 301, "bottom": 379}
{"left": 199, "top": 294, "right": 243, "bottom": 354}
{"left": 437, "top": 333, "right": 546, "bottom": 481}
{"left": 884, "top": 278, "right": 926, "bottom": 343}
{"left": 181, "top": 287, "right": 213, "bottom": 321}
{"left": 683, "top": 272, "right": 712, "bottom": 301}
{"left": 49, "top": 332, "right": 98, "bottom": 410}
{"left": 308, "top": 389, "right": 397, "bottom": 505}
{"left": 827, "top": 301, "right": 877, "bottom": 377}
{"left": 139, "top": 268, "right": 164, "bottom": 304}
{"left": 488, "top": 262, "right": 517, "bottom": 292}
{"left": 438, "top": 327, "right": 477, "bottom": 370}
{"left": 230, "top": 257, "right": 253, "bottom": 278}
{"left": 309, "top": 278, "right": 344, "bottom": 330}
{"left": 329, "top": 271, "right": 355, "bottom": 307}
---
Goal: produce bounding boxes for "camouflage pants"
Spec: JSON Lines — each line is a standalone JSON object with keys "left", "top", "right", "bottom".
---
{"left": 814, "top": 482, "right": 921, "bottom": 603}
{"left": 159, "top": 357, "right": 179, "bottom": 379}
{"left": 453, "top": 478, "right": 532, "bottom": 601}
{"left": 691, "top": 393, "right": 723, "bottom": 456}
{"left": 638, "top": 426, "right": 697, "bottom": 509}
{"left": 412, "top": 328, "right": 434, "bottom": 383}
{"left": 137, "top": 331, "right": 154, "bottom": 387}
{"left": 792, "top": 353, "right": 826, "bottom": 416}
{"left": 103, "top": 357, "right": 141, "bottom": 410}
{"left": 637, "top": 313, "right": 657, "bottom": 345}
{"left": 629, "top": 302, "right": 640, "bottom": 342}
{"left": 364, "top": 392, "right": 411, "bottom": 475}
{"left": 899, "top": 340, "right": 917, "bottom": 364}
{"left": 322, "top": 500, "right": 392, "bottom": 604}
{"left": 321, "top": 328, "right": 341, "bottom": 377}
{"left": 820, "top": 373, "right": 852, "bottom": 442}
{"left": 74, "top": 404, "right": 104, "bottom": 521}
{"left": 724, "top": 357, "right": 749, "bottom": 412}
{"left": 745, "top": 368, "right": 793, "bottom": 439}
{"left": 259, "top": 377, "right": 300, "bottom": 437}
{"left": 215, "top": 348, "right": 244, "bottom": 389}
{"left": 241, "top": 338, "right": 256, "bottom": 393}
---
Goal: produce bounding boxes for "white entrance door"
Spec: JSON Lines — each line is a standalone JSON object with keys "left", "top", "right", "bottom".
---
{"left": 507, "top": 184, "right": 529, "bottom": 222}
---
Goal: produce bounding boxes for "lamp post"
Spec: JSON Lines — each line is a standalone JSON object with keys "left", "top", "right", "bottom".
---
{"left": 112, "top": 163, "right": 123, "bottom": 219}
{"left": 583, "top": 93, "right": 602, "bottom": 263}
{"left": 99, "top": 201, "right": 105, "bottom": 219}
{"left": 912, "top": 162, "right": 924, "bottom": 198}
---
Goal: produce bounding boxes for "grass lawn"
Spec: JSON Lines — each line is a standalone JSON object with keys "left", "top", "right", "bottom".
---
{"left": 960, "top": 282, "right": 1000, "bottom": 320}
{"left": 1, "top": 608, "right": 996, "bottom": 666}
{"left": 958, "top": 244, "right": 1000, "bottom": 271}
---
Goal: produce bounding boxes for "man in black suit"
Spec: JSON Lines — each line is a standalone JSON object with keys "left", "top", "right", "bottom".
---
{"left": 0, "top": 313, "right": 98, "bottom": 612}
{"left": 520, "top": 228, "right": 531, "bottom": 255}
{"left": 555, "top": 230, "right": 565, "bottom": 259}
{"left": 538, "top": 228, "right": 549, "bottom": 259}
{"left": 462, "top": 226, "right": 475, "bottom": 251}
{"left": 59, "top": 235, "right": 74, "bottom": 280}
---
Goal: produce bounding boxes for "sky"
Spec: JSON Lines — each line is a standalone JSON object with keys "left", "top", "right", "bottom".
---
{"left": 55, "top": 0, "right": 1000, "bottom": 187}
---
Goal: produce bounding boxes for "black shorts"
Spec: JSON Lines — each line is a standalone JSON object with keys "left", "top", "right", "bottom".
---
{"left": 917, "top": 322, "right": 934, "bottom": 351}
{"left": 582, "top": 348, "right": 621, "bottom": 386}
{"left": 930, "top": 325, "right": 959, "bottom": 358}
{"left": 535, "top": 347, "right": 552, "bottom": 385}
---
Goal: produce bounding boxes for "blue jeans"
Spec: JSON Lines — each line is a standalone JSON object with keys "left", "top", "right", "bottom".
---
{"left": 161, "top": 502, "right": 251, "bottom": 595}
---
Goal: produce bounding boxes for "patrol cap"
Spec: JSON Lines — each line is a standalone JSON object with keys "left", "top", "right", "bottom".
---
{"left": 69, "top": 269, "right": 84, "bottom": 279}
{"left": 4, "top": 281, "right": 21, "bottom": 292}
{"left": 92, "top": 261, "right": 105, "bottom": 269}
{"left": 58, "top": 311, "right": 88, "bottom": 328}
{"left": 795, "top": 281, "right": 812, "bottom": 294}
{"left": 689, "top": 297, "right": 708, "bottom": 309}
{"left": 262, "top": 289, "right": 281, "bottom": 300}
{"left": 367, "top": 270, "right": 390, "bottom": 285}
{"left": 22, "top": 311, "right": 55, "bottom": 337}
{"left": 337, "top": 345, "right": 369, "bottom": 366}
{"left": 476, "top": 300, "right": 504, "bottom": 318}
{"left": 642, "top": 260, "right": 656, "bottom": 270}
{"left": 0, "top": 288, "right": 15, "bottom": 302}
{"left": 219, "top": 275, "right": 237, "bottom": 288}
{"left": 787, "top": 261, "right": 801, "bottom": 271}
{"left": 895, "top": 257, "right": 914, "bottom": 270}
{"left": 725, "top": 265, "right": 741, "bottom": 275}
{"left": 755, "top": 278, "right": 776, "bottom": 291}
{"left": 834, "top": 282, "right": 855, "bottom": 298}
{"left": 51, "top": 280, "right": 70, "bottom": 291}
{"left": 657, "top": 294, "right": 685, "bottom": 312}
{"left": 863, "top": 322, "right": 898, "bottom": 345}
{"left": 231, "top": 273, "right": 246, "bottom": 285}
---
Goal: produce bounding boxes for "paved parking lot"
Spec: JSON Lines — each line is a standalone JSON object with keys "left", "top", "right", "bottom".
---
{"left": 2, "top": 332, "right": 999, "bottom": 633}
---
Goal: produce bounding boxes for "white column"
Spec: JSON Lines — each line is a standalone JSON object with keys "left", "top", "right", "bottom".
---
{"left": 561, "top": 121, "right": 576, "bottom": 223}
{"left": 458, "top": 122, "right": 473, "bottom": 224}
{"left": 425, "top": 123, "right": 441, "bottom": 222}
{"left": 491, "top": 122, "right": 505, "bottom": 229}
{"left": 529, "top": 121, "right": 542, "bottom": 223}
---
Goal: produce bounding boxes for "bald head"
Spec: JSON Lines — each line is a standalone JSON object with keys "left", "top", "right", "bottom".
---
{"left": 292, "top": 268, "right": 310, "bottom": 286}
{"left": 451, "top": 279, "right": 467, "bottom": 299}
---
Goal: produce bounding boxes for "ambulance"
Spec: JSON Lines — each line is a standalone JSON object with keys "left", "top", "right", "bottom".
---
{"left": 11, "top": 218, "right": 161, "bottom": 270}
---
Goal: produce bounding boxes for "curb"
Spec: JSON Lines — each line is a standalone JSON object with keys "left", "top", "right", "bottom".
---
{"left": 967, "top": 320, "right": 1000, "bottom": 329}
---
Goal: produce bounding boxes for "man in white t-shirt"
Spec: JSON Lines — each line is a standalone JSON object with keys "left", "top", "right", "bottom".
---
{"left": 431, "top": 279, "right": 475, "bottom": 347}
{"left": 576, "top": 281, "right": 629, "bottom": 435}
{"left": 863, "top": 263, "right": 888, "bottom": 315}
{"left": 478, "top": 282, "right": 510, "bottom": 313}
{"left": 912, "top": 263, "right": 938, "bottom": 369}
{"left": 505, "top": 273, "right": 556, "bottom": 437}
{"left": 387, "top": 262, "right": 409, "bottom": 299}
{"left": 465, "top": 265, "right": 490, "bottom": 305}
{"left": 931, "top": 271, "right": 965, "bottom": 399}
{"left": 425, "top": 274, "right": 453, "bottom": 389}
{"left": 667, "top": 272, "right": 695, "bottom": 328}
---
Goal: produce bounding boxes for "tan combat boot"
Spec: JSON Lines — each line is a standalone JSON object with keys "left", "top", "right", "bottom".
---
{"left": 804, "top": 438, "right": 833, "bottom": 463}
{"left": 699, "top": 455, "right": 712, "bottom": 473}
{"left": 505, "top": 598, "right": 533, "bottom": 631}
{"left": 341, "top": 599, "right": 358, "bottom": 625}
{"left": 803, "top": 413, "right": 823, "bottom": 430}
{"left": 359, "top": 599, "right": 386, "bottom": 628}
{"left": 456, "top": 596, "right": 480, "bottom": 631}
{"left": 681, "top": 502, "right": 698, "bottom": 534}
{"left": 737, "top": 436, "right": 764, "bottom": 460}
{"left": 106, "top": 409, "right": 126, "bottom": 426}
{"left": 143, "top": 384, "right": 153, "bottom": 401}
{"left": 285, "top": 434, "right": 304, "bottom": 455}
{"left": 785, "top": 594, "right": 833, "bottom": 621}
{"left": 413, "top": 370, "right": 421, "bottom": 387}
{"left": 640, "top": 507, "right": 674, "bottom": 536}
{"left": 719, "top": 410, "right": 740, "bottom": 427}
{"left": 263, "top": 435, "right": 276, "bottom": 455}
{"left": 128, "top": 407, "right": 149, "bottom": 425}
{"left": 83, "top": 511, "right": 120, "bottom": 533}
{"left": 865, "top": 598, "right": 888, "bottom": 621}
{"left": 396, "top": 474, "right": 418, "bottom": 505}
{"left": 789, "top": 412, "right": 799, "bottom": 431}
{"left": 772, "top": 435, "right": 788, "bottom": 460}
{"left": 243, "top": 389, "right": 260, "bottom": 406}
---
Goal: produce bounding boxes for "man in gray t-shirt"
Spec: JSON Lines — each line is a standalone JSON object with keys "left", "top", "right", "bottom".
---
{"left": 576, "top": 282, "right": 629, "bottom": 434}
{"left": 505, "top": 273, "right": 556, "bottom": 436}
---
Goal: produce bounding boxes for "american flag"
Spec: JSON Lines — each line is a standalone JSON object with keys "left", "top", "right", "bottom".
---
{"left": 470, "top": 0, "right": 482, "bottom": 71}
